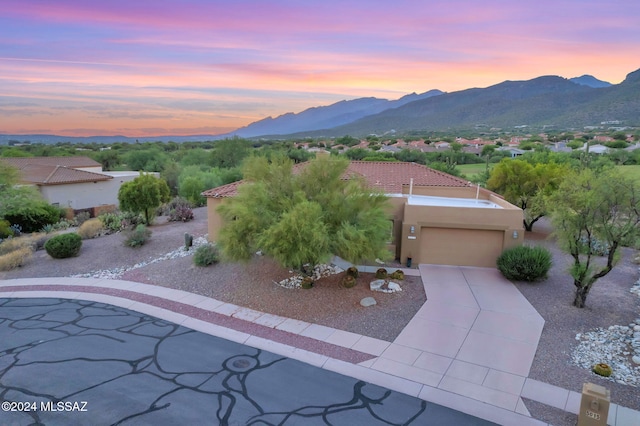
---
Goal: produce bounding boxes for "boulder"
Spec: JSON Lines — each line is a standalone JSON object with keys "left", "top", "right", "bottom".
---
{"left": 360, "top": 297, "right": 377, "bottom": 307}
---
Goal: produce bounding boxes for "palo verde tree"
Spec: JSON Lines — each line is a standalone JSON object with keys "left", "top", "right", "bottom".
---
{"left": 118, "top": 173, "right": 170, "bottom": 225}
{"left": 549, "top": 168, "right": 640, "bottom": 308}
{"left": 487, "top": 159, "right": 568, "bottom": 231}
{"left": 217, "top": 155, "right": 392, "bottom": 272}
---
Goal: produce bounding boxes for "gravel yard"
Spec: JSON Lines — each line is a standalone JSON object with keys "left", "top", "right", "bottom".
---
{"left": 0, "top": 207, "right": 425, "bottom": 343}
{"left": 517, "top": 218, "right": 640, "bottom": 418}
{"left": 2, "top": 208, "right": 639, "bottom": 420}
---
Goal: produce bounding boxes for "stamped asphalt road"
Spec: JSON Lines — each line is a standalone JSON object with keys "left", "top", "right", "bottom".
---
{"left": 0, "top": 298, "right": 495, "bottom": 426}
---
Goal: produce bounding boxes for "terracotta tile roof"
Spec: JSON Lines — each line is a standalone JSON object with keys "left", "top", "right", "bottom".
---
{"left": 202, "top": 161, "right": 469, "bottom": 198}
{"left": 16, "top": 164, "right": 112, "bottom": 186}
{"left": 1, "top": 156, "right": 101, "bottom": 169}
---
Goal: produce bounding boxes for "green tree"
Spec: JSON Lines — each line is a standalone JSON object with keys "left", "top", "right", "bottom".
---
{"left": 549, "top": 169, "right": 640, "bottom": 308}
{"left": 118, "top": 173, "right": 170, "bottom": 225}
{"left": 125, "top": 149, "right": 168, "bottom": 172}
{"left": 209, "top": 138, "right": 251, "bottom": 168}
{"left": 217, "top": 156, "right": 391, "bottom": 271}
{"left": 487, "top": 159, "right": 568, "bottom": 231}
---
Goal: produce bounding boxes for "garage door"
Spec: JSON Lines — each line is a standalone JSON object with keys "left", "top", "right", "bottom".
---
{"left": 419, "top": 228, "right": 504, "bottom": 267}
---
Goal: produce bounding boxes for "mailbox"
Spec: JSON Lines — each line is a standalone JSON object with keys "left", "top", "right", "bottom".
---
{"left": 577, "top": 383, "right": 610, "bottom": 426}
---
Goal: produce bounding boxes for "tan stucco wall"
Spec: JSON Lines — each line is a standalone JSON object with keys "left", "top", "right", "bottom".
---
{"left": 399, "top": 202, "right": 524, "bottom": 267}
{"left": 39, "top": 174, "right": 138, "bottom": 209}
{"left": 206, "top": 198, "right": 225, "bottom": 242}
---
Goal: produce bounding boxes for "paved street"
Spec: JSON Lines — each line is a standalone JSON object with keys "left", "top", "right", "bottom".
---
{"left": 0, "top": 298, "right": 495, "bottom": 425}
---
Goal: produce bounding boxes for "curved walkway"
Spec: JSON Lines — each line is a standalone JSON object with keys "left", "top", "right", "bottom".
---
{"left": 1, "top": 266, "right": 639, "bottom": 425}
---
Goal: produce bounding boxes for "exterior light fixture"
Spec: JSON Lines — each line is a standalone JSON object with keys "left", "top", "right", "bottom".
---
{"left": 512, "top": 230, "right": 519, "bottom": 239}
{"left": 410, "top": 226, "right": 415, "bottom": 234}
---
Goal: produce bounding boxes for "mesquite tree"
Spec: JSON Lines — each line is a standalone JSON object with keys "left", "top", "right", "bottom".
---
{"left": 549, "top": 168, "right": 640, "bottom": 308}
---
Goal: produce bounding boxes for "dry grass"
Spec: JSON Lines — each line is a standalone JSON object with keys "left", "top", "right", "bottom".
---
{"left": 0, "top": 247, "right": 33, "bottom": 271}
{"left": 78, "top": 218, "right": 104, "bottom": 239}
{"left": 0, "top": 233, "right": 47, "bottom": 255}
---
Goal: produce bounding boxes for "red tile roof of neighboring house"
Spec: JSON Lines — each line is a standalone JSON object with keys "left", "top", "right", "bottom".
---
{"left": 17, "top": 165, "right": 112, "bottom": 186}
{"left": 1, "top": 156, "right": 110, "bottom": 186}
{"left": 1, "top": 156, "right": 101, "bottom": 169}
{"left": 202, "top": 160, "right": 469, "bottom": 198}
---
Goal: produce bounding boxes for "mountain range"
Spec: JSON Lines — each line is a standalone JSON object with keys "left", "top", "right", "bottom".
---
{"left": 228, "top": 70, "right": 638, "bottom": 139}
{"left": 1, "top": 70, "right": 637, "bottom": 145}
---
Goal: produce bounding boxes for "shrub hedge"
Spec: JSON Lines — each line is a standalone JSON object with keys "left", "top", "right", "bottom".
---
{"left": 497, "top": 245, "right": 552, "bottom": 282}
{"left": 44, "top": 233, "right": 82, "bottom": 258}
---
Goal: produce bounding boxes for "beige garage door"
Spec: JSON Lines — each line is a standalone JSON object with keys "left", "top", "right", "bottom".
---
{"left": 419, "top": 228, "right": 504, "bottom": 267}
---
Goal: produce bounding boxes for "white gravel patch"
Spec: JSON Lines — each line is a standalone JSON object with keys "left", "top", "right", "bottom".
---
{"left": 571, "top": 273, "right": 640, "bottom": 387}
{"left": 70, "top": 236, "right": 209, "bottom": 280}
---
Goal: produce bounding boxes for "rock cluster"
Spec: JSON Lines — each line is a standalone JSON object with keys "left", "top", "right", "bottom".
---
{"left": 276, "top": 264, "right": 344, "bottom": 289}
{"left": 369, "top": 279, "right": 402, "bottom": 293}
{"left": 571, "top": 274, "right": 640, "bottom": 387}
{"left": 70, "top": 236, "right": 209, "bottom": 280}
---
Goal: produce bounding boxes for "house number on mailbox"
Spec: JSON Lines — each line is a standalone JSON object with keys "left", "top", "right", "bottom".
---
{"left": 585, "top": 410, "right": 600, "bottom": 420}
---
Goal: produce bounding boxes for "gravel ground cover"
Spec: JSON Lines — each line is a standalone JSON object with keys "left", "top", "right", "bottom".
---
{"left": 516, "top": 218, "right": 640, "bottom": 418}
{"left": 0, "top": 207, "right": 425, "bottom": 342}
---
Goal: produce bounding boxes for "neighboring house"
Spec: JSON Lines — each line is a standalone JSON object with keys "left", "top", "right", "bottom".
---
{"left": 1, "top": 156, "right": 141, "bottom": 212}
{"left": 549, "top": 142, "right": 572, "bottom": 153}
{"left": 497, "top": 147, "right": 526, "bottom": 158}
{"left": 202, "top": 161, "right": 524, "bottom": 268}
{"left": 578, "top": 143, "right": 609, "bottom": 154}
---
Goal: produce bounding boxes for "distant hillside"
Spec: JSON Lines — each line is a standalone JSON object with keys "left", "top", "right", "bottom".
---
{"left": 275, "top": 68, "right": 640, "bottom": 138}
{"left": 569, "top": 74, "right": 612, "bottom": 88}
{"left": 231, "top": 90, "right": 443, "bottom": 138}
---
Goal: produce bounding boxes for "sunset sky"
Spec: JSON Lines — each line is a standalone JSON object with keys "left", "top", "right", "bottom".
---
{"left": 1, "top": 0, "right": 639, "bottom": 137}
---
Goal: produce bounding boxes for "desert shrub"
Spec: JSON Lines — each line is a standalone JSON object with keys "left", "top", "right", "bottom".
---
{"left": 9, "top": 224, "right": 22, "bottom": 237}
{"left": 78, "top": 218, "right": 103, "bottom": 239}
{"left": 0, "top": 220, "right": 12, "bottom": 238}
{"left": 0, "top": 247, "right": 33, "bottom": 271}
{"left": 346, "top": 266, "right": 359, "bottom": 278}
{"left": 578, "top": 236, "right": 610, "bottom": 256}
{"left": 341, "top": 274, "right": 357, "bottom": 288}
{"left": 592, "top": 363, "right": 612, "bottom": 377}
{"left": 169, "top": 205, "right": 194, "bottom": 222}
{"left": 40, "top": 224, "right": 55, "bottom": 234}
{"left": 124, "top": 225, "right": 151, "bottom": 247}
{"left": 44, "top": 233, "right": 82, "bottom": 258}
{"left": 193, "top": 243, "right": 220, "bottom": 266}
{"left": 497, "top": 245, "right": 552, "bottom": 282}
{"left": 375, "top": 268, "right": 388, "bottom": 279}
{"left": 301, "top": 276, "right": 314, "bottom": 289}
{"left": 121, "top": 211, "right": 145, "bottom": 229}
{"left": 99, "top": 212, "right": 123, "bottom": 233}
{"left": 3, "top": 203, "right": 64, "bottom": 233}
{"left": 159, "top": 196, "right": 192, "bottom": 215}
{"left": 390, "top": 269, "right": 405, "bottom": 280}
{"left": 52, "top": 219, "right": 71, "bottom": 231}
{"left": 0, "top": 237, "right": 34, "bottom": 255}
{"left": 73, "top": 211, "right": 91, "bottom": 227}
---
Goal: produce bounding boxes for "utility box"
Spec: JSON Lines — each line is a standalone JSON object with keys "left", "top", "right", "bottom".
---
{"left": 577, "top": 382, "right": 610, "bottom": 426}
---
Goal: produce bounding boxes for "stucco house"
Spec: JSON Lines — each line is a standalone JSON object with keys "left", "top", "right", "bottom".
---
{"left": 202, "top": 160, "right": 524, "bottom": 268}
{"left": 1, "top": 156, "right": 141, "bottom": 214}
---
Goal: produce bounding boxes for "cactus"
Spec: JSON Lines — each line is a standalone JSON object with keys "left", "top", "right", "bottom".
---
{"left": 592, "top": 363, "right": 612, "bottom": 377}
{"left": 342, "top": 274, "right": 357, "bottom": 288}
{"left": 375, "top": 268, "right": 388, "bottom": 279}
{"left": 389, "top": 269, "right": 405, "bottom": 280}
